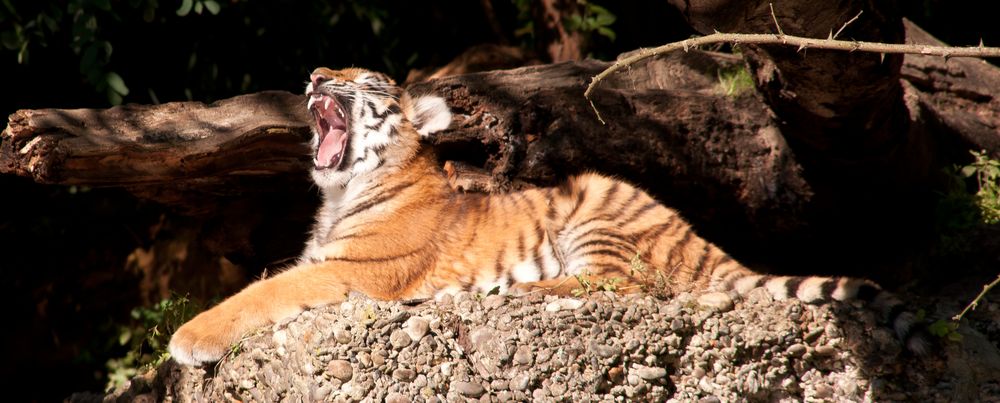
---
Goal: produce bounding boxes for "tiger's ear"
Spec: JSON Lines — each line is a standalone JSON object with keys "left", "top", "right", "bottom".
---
{"left": 404, "top": 94, "right": 452, "bottom": 137}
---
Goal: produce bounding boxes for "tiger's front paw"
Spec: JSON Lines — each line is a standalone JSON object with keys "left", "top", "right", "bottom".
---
{"left": 168, "top": 308, "right": 243, "bottom": 366}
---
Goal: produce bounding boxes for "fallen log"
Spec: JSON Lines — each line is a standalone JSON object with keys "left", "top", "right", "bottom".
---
{"left": 1, "top": 91, "right": 312, "bottom": 186}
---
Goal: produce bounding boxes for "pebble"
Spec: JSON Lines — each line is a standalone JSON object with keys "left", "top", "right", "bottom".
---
{"left": 333, "top": 327, "right": 352, "bottom": 344}
{"left": 403, "top": 316, "right": 430, "bottom": 342}
{"left": 636, "top": 366, "right": 667, "bottom": 380}
{"left": 392, "top": 368, "right": 416, "bottom": 382}
{"left": 545, "top": 298, "right": 584, "bottom": 312}
{"left": 482, "top": 294, "right": 507, "bottom": 310}
{"left": 814, "top": 345, "right": 837, "bottom": 356}
{"left": 371, "top": 351, "right": 386, "bottom": 366}
{"left": 490, "top": 379, "right": 509, "bottom": 391}
{"left": 453, "top": 381, "right": 485, "bottom": 397}
{"left": 326, "top": 360, "right": 353, "bottom": 382}
{"left": 671, "top": 318, "right": 685, "bottom": 331}
{"left": 272, "top": 330, "right": 288, "bottom": 346}
{"left": 356, "top": 352, "right": 372, "bottom": 368}
{"left": 513, "top": 345, "right": 533, "bottom": 365}
{"left": 469, "top": 327, "right": 494, "bottom": 351}
{"left": 385, "top": 392, "right": 409, "bottom": 403}
{"left": 591, "top": 342, "right": 618, "bottom": 358}
{"left": 787, "top": 343, "right": 807, "bottom": 357}
{"left": 389, "top": 329, "right": 412, "bottom": 349}
{"left": 510, "top": 373, "right": 530, "bottom": 391}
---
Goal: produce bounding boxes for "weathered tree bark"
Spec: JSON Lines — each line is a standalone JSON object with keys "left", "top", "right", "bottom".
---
{"left": 1, "top": 91, "right": 314, "bottom": 216}
{"left": 1, "top": 91, "right": 311, "bottom": 186}
{"left": 902, "top": 24, "right": 1000, "bottom": 154}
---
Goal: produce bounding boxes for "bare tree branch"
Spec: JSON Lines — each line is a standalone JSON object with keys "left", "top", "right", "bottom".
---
{"left": 585, "top": 32, "right": 1000, "bottom": 122}
{"left": 832, "top": 10, "right": 863, "bottom": 40}
{"left": 768, "top": 3, "right": 784, "bottom": 36}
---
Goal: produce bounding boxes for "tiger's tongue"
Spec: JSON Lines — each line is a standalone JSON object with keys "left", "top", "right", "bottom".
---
{"left": 317, "top": 128, "right": 346, "bottom": 168}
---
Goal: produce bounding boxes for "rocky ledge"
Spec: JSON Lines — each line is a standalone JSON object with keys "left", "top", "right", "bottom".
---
{"left": 72, "top": 289, "right": 1000, "bottom": 402}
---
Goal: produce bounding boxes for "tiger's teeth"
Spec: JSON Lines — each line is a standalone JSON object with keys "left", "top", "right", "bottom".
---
{"left": 324, "top": 98, "right": 331, "bottom": 109}
{"left": 337, "top": 108, "right": 344, "bottom": 118}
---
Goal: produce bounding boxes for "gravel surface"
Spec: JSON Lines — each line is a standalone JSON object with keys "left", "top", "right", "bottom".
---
{"left": 71, "top": 290, "right": 1000, "bottom": 402}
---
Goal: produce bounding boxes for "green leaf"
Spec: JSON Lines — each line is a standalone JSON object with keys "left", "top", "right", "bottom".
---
{"left": 566, "top": 14, "right": 583, "bottom": 30}
{"left": 590, "top": 5, "right": 616, "bottom": 26}
{"left": 42, "top": 14, "right": 59, "bottom": 33}
{"left": 514, "top": 22, "right": 533, "bottom": 38}
{"left": 987, "top": 166, "right": 1000, "bottom": 179}
{"left": 106, "top": 72, "right": 129, "bottom": 96}
{"left": 108, "top": 89, "right": 123, "bottom": 105}
{"left": 947, "top": 331, "right": 963, "bottom": 342}
{"left": 17, "top": 40, "right": 28, "bottom": 64}
{"left": 596, "top": 26, "right": 616, "bottom": 41}
{"left": 102, "top": 40, "right": 113, "bottom": 60}
{"left": 487, "top": 285, "right": 501, "bottom": 296}
{"left": 176, "top": 0, "right": 192, "bottom": 16}
{"left": 961, "top": 166, "right": 978, "bottom": 178}
{"left": 203, "top": 0, "right": 220, "bottom": 15}
{"left": 118, "top": 329, "right": 132, "bottom": 346}
{"left": 194, "top": 1, "right": 203, "bottom": 15}
{"left": 927, "top": 319, "right": 952, "bottom": 337}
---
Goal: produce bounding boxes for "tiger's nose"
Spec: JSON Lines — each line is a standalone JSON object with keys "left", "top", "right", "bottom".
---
{"left": 310, "top": 73, "right": 329, "bottom": 88}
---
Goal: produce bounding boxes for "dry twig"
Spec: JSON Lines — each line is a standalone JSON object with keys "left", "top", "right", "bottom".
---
{"left": 832, "top": 10, "right": 863, "bottom": 40}
{"left": 952, "top": 273, "right": 1000, "bottom": 322}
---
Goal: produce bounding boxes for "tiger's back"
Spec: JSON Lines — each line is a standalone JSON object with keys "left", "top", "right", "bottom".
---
{"left": 168, "top": 67, "right": 927, "bottom": 366}
{"left": 422, "top": 172, "right": 722, "bottom": 296}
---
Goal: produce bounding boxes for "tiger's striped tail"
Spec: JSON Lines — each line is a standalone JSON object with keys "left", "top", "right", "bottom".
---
{"left": 710, "top": 261, "right": 931, "bottom": 355}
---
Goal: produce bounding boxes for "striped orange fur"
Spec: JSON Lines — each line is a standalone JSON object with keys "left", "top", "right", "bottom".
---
{"left": 168, "top": 67, "right": 927, "bottom": 366}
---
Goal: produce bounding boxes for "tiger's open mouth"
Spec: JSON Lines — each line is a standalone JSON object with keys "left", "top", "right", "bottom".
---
{"left": 310, "top": 94, "right": 349, "bottom": 170}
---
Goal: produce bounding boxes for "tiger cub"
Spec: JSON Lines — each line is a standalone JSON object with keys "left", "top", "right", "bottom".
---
{"left": 168, "top": 67, "right": 926, "bottom": 366}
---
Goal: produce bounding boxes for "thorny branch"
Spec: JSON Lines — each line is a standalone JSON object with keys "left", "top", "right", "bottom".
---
{"left": 952, "top": 273, "right": 1000, "bottom": 323}
{"left": 584, "top": 32, "right": 1000, "bottom": 123}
